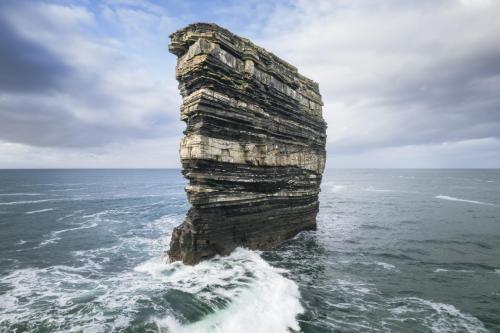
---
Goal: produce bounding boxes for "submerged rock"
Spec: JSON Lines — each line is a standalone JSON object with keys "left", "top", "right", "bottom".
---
{"left": 167, "top": 23, "right": 327, "bottom": 264}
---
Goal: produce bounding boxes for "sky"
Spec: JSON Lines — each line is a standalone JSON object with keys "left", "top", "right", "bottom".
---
{"left": 0, "top": 0, "right": 499, "bottom": 169}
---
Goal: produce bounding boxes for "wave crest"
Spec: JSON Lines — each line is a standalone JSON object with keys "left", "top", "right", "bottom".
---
{"left": 140, "top": 248, "right": 304, "bottom": 333}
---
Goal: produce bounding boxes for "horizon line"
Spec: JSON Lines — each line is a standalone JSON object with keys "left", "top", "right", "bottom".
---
{"left": 0, "top": 167, "right": 499, "bottom": 170}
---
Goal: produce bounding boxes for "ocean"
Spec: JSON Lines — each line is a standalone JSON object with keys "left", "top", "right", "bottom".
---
{"left": 0, "top": 169, "right": 499, "bottom": 332}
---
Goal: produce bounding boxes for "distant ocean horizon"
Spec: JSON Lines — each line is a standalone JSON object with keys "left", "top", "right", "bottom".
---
{"left": 1, "top": 168, "right": 499, "bottom": 169}
{"left": 0, "top": 168, "right": 499, "bottom": 332}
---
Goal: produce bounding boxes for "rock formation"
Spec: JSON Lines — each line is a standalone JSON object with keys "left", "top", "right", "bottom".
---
{"left": 167, "top": 23, "right": 327, "bottom": 264}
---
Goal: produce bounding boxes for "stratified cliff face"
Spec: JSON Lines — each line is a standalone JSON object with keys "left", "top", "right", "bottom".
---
{"left": 167, "top": 23, "right": 327, "bottom": 264}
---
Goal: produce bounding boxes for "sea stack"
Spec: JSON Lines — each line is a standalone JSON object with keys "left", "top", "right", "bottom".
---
{"left": 167, "top": 23, "right": 327, "bottom": 264}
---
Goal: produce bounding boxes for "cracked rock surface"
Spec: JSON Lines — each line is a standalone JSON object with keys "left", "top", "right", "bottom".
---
{"left": 167, "top": 23, "right": 327, "bottom": 264}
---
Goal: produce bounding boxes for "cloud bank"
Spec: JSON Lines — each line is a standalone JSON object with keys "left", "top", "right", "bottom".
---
{"left": 1, "top": 0, "right": 499, "bottom": 168}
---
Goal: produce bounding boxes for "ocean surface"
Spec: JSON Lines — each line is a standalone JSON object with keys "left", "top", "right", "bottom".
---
{"left": 0, "top": 169, "right": 499, "bottom": 333}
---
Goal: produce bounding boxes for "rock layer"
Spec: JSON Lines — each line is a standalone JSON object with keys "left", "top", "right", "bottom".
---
{"left": 167, "top": 23, "right": 327, "bottom": 264}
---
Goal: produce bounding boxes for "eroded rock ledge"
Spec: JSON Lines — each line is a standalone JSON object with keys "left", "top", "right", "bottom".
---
{"left": 167, "top": 23, "right": 327, "bottom": 264}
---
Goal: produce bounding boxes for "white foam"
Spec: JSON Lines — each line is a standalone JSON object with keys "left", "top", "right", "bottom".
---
{"left": 389, "top": 297, "right": 488, "bottom": 332}
{"left": 0, "top": 260, "right": 143, "bottom": 330}
{"left": 151, "top": 248, "right": 304, "bottom": 333}
{"left": 32, "top": 183, "right": 87, "bottom": 186}
{"left": 0, "top": 295, "right": 18, "bottom": 310}
{"left": 495, "top": 269, "right": 500, "bottom": 275}
{"left": 331, "top": 185, "right": 346, "bottom": 192}
{"left": 425, "top": 299, "right": 487, "bottom": 333}
{"left": 364, "top": 187, "right": 393, "bottom": 193}
{"left": 47, "top": 188, "right": 83, "bottom": 192}
{"left": 25, "top": 208, "right": 54, "bottom": 215}
{"left": 3, "top": 211, "right": 298, "bottom": 332}
{"left": 0, "top": 193, "right": 41, "bottom": 196}
{"left": 1, "top": 243, "right": 303, "bottom": 333}
{"left": 35, "top": 221, "right": 99, "bottom": 248}
{"left": 0, "top": 199, "right": 52, "bottom": 206}
{"left": 375, "top": 262, "right": 396, "bottom": 270}
{"left": 433, "top": 268, "right": 474, "bottom": 273}
{"left": 37, "top": 237, "right": 61, "bottom": 247}
{"left": 435, "top": 195, "right": 496, "bottom": 206}
{"left": 55, "top": 222, "right": 99, "bottom": 235}
{"left": 321, "top": 278, "right": 487, "bottom": 331}
{"left": 334, "top": 279, "right": 372, "bottom": 295}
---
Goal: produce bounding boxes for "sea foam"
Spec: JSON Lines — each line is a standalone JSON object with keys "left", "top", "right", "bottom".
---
{"left": 1, "top": 229, "right": 303, "bottom": 333}
{"left": 435, "top": 195, "right": 496, "bottom": 206}
{"left": 375, "top": 262, "right": 397, "bottom": 270}
{"left": 331, "top": 185, "right": 346, "bottom": 192}
{"left": 0, "top": 193, "right": 41, "bottom": 196}
{"left": 25, "top": 208, "right": 54, "bottom": 215}
{"left": 433, "top": 268, "right": 474, "bottom": 273}
{"left": 0, "top": 199, "right": 52, "bottom": 206}
{"left": 389, "top": 297, "right": 488, "bottom": 333}
{"left": 148, "top": 248, "right": 304, "bottom": 333}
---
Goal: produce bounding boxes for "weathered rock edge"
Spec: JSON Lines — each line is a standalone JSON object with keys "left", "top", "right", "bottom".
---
{"left": 167, "top": 23, "right": 327, "bottom": 264}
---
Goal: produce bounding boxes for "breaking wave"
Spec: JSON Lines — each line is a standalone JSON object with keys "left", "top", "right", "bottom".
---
{"left": 1, "top": 169, "right": 497, "bottom": 332}
{"left": 0, "top": 248, "right": 302, "bottom": 333}
{"left": 0, "top": 209, "right": 302, "bottom": 333}
{"left": 147, "top": 249, "right": 303, "bottom": 333}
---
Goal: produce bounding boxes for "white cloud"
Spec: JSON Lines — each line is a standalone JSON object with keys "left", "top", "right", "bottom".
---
{"left": 0, "top": 1, "right": 182, "bottom": 148}
{"left": 1, "top": 0, "right": 499, "bottom": 168}
{"left": 0, "top": 138, "right": 181, "bottom": 169}
{"left": 330, "top": 138, "right": 500, "bottom": 169}
{"left": 256, "top": 0, "right": 500, "bottom": 166}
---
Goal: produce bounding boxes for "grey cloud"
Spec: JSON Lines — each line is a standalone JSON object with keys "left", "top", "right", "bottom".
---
{"left": 1, "top": 0, "right": 499, "bottom": 168}
{"left": 0, "top": 95, "right": 177, "bottom": 148}
{"left": 0, "top": 2, "right": 179, "bottom": 149}
{"left": 261, "top": 1, "right": 500, "bottom": 157}
{"left": 331, "top": 46, "right": 500, "bottom": 154}
{"left": 0, "top": 18, "right": 73, "bottom": 93}
{"left": 384, "top": 44, "right": 500, "bottom": 109}
{"left": 365, "top": 45, "right": 500, "bottom": 146}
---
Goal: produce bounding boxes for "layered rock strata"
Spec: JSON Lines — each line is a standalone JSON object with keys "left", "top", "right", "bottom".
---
{"left": 167, "top": 23, "right": 327, "bottom": 264}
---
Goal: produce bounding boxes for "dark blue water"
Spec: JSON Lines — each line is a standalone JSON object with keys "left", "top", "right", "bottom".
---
{"left": 0, "top": 169, "right": 499, "bottom": 332}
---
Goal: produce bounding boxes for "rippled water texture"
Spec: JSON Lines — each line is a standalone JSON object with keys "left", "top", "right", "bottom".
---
{"left": 0, "top": 169, "right": 499, "bottom": 332}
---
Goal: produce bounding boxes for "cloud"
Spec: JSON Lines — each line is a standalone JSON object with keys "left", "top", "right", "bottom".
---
{"left": 257, "top": 0, "right": 500, "bottom": 159}
{"left": 0, "top": 0, "right": 499, "bottom": 168}
{"left": 330, "top": 138, "right": 500, "bottom": 169}
{"left": 0, "top": 17, "right": 73, "bottom": 93}
{"left": 0, "top": 1, "right": 181, "bottom": 150}
{"left": 0, "top": 138, "right": 182, "bottom": 169}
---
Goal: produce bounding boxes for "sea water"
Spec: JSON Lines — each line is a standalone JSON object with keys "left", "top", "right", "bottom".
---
{"left": 0, "top": 169, "right": 499, "bottom": 332}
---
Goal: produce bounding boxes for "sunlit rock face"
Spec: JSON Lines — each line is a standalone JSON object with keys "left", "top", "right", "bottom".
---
{"left": 167, "top": 23, "right": 327, "bottom": 264}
